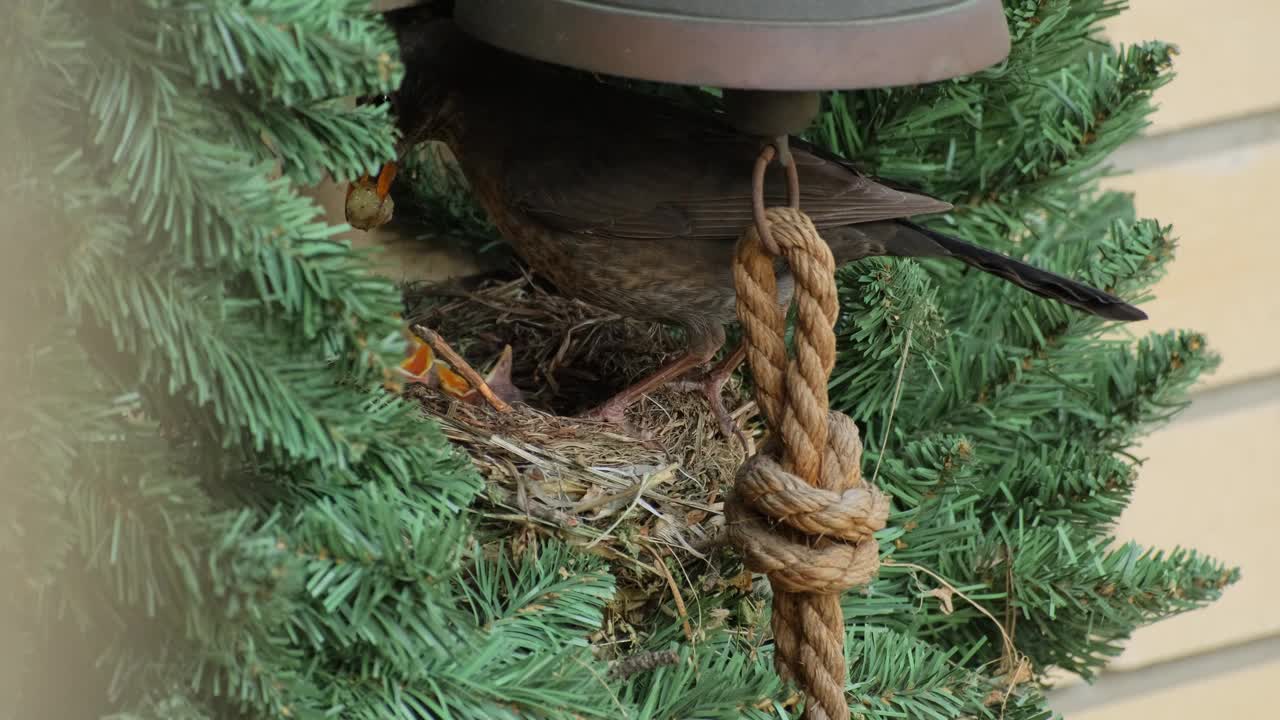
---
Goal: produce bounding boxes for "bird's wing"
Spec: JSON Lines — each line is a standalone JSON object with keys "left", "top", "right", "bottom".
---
{"left": 502, "top": 91, "right": 952, "bottom": 242}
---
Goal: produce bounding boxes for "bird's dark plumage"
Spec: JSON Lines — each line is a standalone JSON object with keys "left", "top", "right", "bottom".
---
{"left": 363, "top": 11, "right": 1147, "bottom": 423}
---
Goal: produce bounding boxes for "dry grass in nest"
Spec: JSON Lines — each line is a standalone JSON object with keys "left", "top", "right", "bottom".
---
{"left": 401, "top": 273, "right": 760, "bottom": 592}
{"left": 405, "top": 271, "right": 692, "bottom": 415}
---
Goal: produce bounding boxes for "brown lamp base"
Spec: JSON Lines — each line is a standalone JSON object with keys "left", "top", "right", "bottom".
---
{"left": 451, "top": 0, "right": 1010, "bottom": 91}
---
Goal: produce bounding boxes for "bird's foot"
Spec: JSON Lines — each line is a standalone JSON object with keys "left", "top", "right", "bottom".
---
{"left": 577, "top": 400, "right": 652, "bottom": 442}
{"left": 579, "top": 399, "right": 629, "bottom": 426}
{"left": 576, "top": 349, "right": 712, "bottom": 436}
{"left": 670, "top": 368, "right": 749, "bottom": 452}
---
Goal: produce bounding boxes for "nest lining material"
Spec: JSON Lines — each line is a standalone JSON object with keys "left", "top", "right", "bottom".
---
{"left": 402, "top": 272, "right": 758, "bottom": 585}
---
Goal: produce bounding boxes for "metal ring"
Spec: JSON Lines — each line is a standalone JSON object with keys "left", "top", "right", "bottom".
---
{"left": 751, "top": 141, "right": 801, "bottom": 257}
{"left": 785, "top": 155, "right": 800, "bottom": 210}
{"left": 751, "top": 145, "right": 780, "bottom": 256}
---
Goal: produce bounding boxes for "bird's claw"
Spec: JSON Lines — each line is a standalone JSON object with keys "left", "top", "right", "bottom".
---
{"left": 671, "top": 372, "right": 749, "bottom": 452}
{"left": 580, "top": 401, "right": 627, "bottom": 426}
{"left": 578, "top": 401, "right": 650, "bottom": 441}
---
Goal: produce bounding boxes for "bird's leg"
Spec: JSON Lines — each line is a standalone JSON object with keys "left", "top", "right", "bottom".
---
{"left": 582, "top": 327, "right": 724, "bottom": 425}
{"left": 670, "top": 342, "right": 749, "bottom": 449}
{"left": 581, "top": 350, "right": 715, "bottom": 425}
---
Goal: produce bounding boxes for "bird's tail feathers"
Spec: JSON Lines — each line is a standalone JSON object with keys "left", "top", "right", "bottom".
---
{"left": 892, "top": 220, "right": 1147, "bottom": 322}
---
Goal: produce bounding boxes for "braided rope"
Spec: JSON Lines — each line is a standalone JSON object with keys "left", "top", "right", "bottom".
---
{"left": 729, "top": 206, "right": 890, "bottom": 720}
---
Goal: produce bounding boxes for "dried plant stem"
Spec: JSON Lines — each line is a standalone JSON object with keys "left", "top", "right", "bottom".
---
{"left": 883, "top": 558, "right": 1018, "bottom": 662}
{"left": 648, "top": 544, "right": 693, "bottom": 641}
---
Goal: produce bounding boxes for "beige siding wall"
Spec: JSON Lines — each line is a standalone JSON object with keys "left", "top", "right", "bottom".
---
{"left": 1051, "top": 1, "right": 1279, "bottom": 714}
{"left": 1068, "top": 654, "right": 1280, "bottom": 719}
{"left": 1103, "top": 1, "right": 1280, "bottom": 134}
{"left": 1110, "top": 141, "right": 1280, "bottom": 389}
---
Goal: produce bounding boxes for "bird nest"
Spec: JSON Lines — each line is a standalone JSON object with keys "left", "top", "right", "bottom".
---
{"left": 400, "top": 272, "right": 756, "bottom": 590}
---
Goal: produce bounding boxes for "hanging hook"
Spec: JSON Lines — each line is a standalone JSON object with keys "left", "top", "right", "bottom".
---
{"left": 751, "top": 135, "right": 801, "bottom": 257}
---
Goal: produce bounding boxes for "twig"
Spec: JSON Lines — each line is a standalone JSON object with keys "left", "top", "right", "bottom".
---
{"left": 997, "top": 544, "right": 1022, "bottom": 718}
{"left": 684, "top": 524, "right": 727, "bottom": 556}
{"left": 648, "top": 545, "right": 693, "bottom": 641}
{"left": 548, "top": 313, "right": 622, "bottom": 379}
{"left": 1003, "top": 544, "right": 1018, "bottom": 670}
{"left": 412, "top": 324, "right": 512, "bottom": 413}
{"left": 584, "top": 466, "right": 673, "bottom": 549}
{"left": 884, "top": 558, "right": 1019, "bottom": 663}
{"left": 666, "top": 545, "right": 704, "bottom": 640}
{"left": 730, "top": 399, "right": 758, "bottom": 421}
{"left": 872, "top": 324, "right": 913, "bottom": 487}
{"left": 515, "top": 474, "right": 580, "bottom": 529}
{"left": 488, "top": 436, "right": 715, "bottom": 512}
{"left": 456, "top": 291, "right": 548, "bottom": 317}
{"left": 570, "top": 464, "right": 675, "bottom": 514}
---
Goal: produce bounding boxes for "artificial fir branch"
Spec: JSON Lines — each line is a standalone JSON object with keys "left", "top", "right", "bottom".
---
{"left": 4, "top": 1, "right": 1238, "bottom": 719}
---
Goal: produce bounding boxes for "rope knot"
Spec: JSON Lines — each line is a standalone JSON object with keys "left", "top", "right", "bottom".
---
{"left": 726, "top": 412, "right": 888, "bottom": 594}
{"left": 732, "top": 147, "right": 891, "bottom": 720}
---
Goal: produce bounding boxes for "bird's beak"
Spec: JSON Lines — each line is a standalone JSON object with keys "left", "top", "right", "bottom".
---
{"left": 374, "top": 161, "right": 398, "bottom": 200}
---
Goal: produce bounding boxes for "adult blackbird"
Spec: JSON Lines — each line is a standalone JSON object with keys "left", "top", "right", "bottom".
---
{"left": 349, "top": 9, "right": 1146, "bottom": 430}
